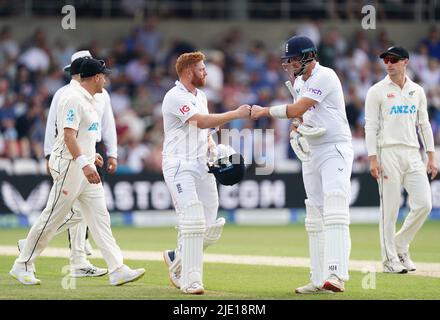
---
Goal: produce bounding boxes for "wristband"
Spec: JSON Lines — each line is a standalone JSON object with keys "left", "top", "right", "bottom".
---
{"left": 269, "top": 104, "right": 288, "bottom": 119}
{"left": 75, "top": 155, "right": 89, "bottom": 169}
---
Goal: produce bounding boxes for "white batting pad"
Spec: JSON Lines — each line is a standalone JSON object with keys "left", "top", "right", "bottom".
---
{"left": 179, "top": 201, "right": 206, "bottom": 291}
{"left": 323, "top": 192, "right": 351, "bottom": 281}
{"left": 304, "top": 199, "right": 325, "bottom": 287}
{"left": 204, "top": 217, "right": 226, "bottom": 250}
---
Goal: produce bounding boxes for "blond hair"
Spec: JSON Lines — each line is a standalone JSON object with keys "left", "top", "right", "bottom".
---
{"left": 175, "top": 51, "right": 205, "bottom": 77}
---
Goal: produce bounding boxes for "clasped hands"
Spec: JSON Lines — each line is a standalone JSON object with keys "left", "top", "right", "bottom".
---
{"left": 235, "top": 104, "right": 267, "bottom": 120}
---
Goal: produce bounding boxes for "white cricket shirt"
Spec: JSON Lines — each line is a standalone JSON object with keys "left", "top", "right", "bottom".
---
{"left": 293, "top": 62, "right": 352, "bottom": 147}
{"left": 44, "top": 80, "right": 118, "bottom": 159}
{"left": 51, "top": 84, "right": 100, "bottom": 163}
{"left": 162, "top": 81, "right": 209, "bottom": 161}
{"left": 364, "top": 75, "right": 434, "bottom": 156}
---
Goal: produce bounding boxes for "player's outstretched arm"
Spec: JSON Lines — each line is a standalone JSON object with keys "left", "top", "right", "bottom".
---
{"left": 64, "top": 128, "right": 101, "bottom": 184}
{"left": 188, "top": 104, "right": 251, "bottom": 129}
{"left": 250, "top": 97, "right": 316, "bottom": 120}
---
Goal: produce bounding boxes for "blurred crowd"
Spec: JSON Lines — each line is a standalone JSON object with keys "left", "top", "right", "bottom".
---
{"left": 1, "top": 17, "right": 440, "bottom": 174}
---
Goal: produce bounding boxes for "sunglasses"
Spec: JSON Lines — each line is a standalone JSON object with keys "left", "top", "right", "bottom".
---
{"left": 383, "top": 56, "right": 403, "bottom": 64}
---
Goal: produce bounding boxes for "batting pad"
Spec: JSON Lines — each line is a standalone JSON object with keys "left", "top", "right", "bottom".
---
{"left": 305, "top": 199, "right": 325, "bottom": 287}
{"left": 179, "top": 201, "right": 206, "bottom": 291}
{"left": 204, "top": 217, "right": 226, "bottom": 250}
{"left": 323, "top": 192, "right": 351, "bottom": 281}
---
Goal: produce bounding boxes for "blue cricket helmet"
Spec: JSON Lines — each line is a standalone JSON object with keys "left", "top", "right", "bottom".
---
{"left": 208, "top": 145, "right": 246, "bottom": 186}
{"left": 281, "top": 35, "right": 317, "bottom": 60}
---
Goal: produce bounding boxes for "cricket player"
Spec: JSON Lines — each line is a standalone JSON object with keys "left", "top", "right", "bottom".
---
{"left": 161, "top": 51, "right": 250, "bottom": 294}
{"left": 251, "top": 35, "right": 353, "bottom": 293}
{"left": 10, "top": 58, "right": 145, "bottom": 286}
{"left": 41, "top": 50, "right": 117, "bottom": 277}
{"left": 365, "top": 46, "right": 438, "bottom": 273}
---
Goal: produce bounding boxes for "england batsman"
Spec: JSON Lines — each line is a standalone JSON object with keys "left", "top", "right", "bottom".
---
{"left": 365, "top": 46, "right": 438, "bottom": 273}
{"left": 161, "top": 51, "right": 250, "bottom": 294}
{"left": 10, "top": 58, "right": 145, "bottom": 286}
{"left": 251, "top": 35, "right": 353, "bottom": 293}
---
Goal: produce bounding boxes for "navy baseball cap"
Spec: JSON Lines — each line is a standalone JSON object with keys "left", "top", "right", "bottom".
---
{"left": 380, "top": 46, "right": 409, "bottom": 59}
{"left": 80, "top": 58, "right": 112, "bottom": 78}
{"left": 69, "top": 57, "right": 91, "bottom": 76}
{"left": 63, "top": 50, "right": 92, "bottom": 73}
{"left": 281, "top": 35, "right": 317, "bottom": 59}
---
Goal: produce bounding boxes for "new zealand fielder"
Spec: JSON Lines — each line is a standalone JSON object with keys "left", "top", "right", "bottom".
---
{"left": 365, "top": 46, "right": 438, "bottom": 273}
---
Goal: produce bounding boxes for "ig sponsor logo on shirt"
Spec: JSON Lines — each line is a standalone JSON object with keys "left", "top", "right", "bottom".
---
{"left": 179, "top": 105, "right": 191, "bottom": 115}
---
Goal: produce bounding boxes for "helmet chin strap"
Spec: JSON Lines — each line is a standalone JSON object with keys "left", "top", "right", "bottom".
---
{"left": 293, "top": 57, "right": 314, "bottom": 78}
{"left": 291, "top": 52, "right": 316, "bottom": 78}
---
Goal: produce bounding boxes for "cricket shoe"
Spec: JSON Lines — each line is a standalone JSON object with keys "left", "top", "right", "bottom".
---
{"left": 163, "top": 249, "right": 181, "bottom": 289}
{"left": 109, "top": 264, "right": 145, "bottom": 286}
{"left": 295, "top": 282, "right": 334, "bottom": 294}
{"left": 322, "top": 275, "right": 345, "bottom": 292}
{"left": 383, "top": 259, "right": 408, "bottom": 274}
{"left": 9, "top": 266, "right": 40, "bottom": 285}
{"left": 70, "top": 265, "right": 108, "bottom": 278}
{"left": 181, "top": 282, "right": 204, "bottom": 295}
{"left": 17, "top": 239, "right": 36, "bottom": 274}
{"left": 398, "top": 252, "right": 416, "bottom": 271}
{"left": 84, "top": 239, "right": 94, "bottom": 256}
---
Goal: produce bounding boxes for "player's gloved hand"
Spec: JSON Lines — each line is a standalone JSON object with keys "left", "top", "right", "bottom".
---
{"left": 95, "top": 153, "right": 104, "bottom": 168}
{"left": 290, "top": 130, "right": 311, "bottom": 162}
{"left": 107, "top": 157, "right": 118, "bottom": 174}
{"left": 83, "top": 165, "right": 101, "bottom": 184}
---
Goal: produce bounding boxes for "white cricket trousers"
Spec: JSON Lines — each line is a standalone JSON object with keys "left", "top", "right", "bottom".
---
{"left": 302, "top": 142, "right": 353, "bottom": 285}
{"left": 55, "top": 208, "right": 89, "bottom": 268}
{"left": 162, "top": 158, "right": 219, "bottom": 225}
{"left": 13, "top": 155, "right": 124, "bottom": 273}
{"left": 378, "top": 145, "right": 432, "bottom": 263}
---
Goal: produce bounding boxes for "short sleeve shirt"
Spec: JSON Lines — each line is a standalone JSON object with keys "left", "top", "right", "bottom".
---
{"left": 162, "top": 81, "right": 209, "bottom": 161}
{"left": 293, "top": 62, "right": 352, "bottom": 147}
{"left": 52, "top": 85, "right": 100, "bottom": 162}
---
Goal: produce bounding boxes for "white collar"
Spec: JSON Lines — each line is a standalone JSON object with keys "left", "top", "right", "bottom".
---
{"left": 175, "top": 80, "right": 198, "bottom": 96}
{"left": 76, "top": 84, "right": 95, "bottom": 102}
{"left": 384, "top": 74, "right": 413, "bottom": 89}
{"left": 301, "top": 62, "right": 320, "bottom": 81}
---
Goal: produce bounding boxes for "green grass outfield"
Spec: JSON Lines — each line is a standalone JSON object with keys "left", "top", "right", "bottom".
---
{"left": 0, "top": 222, "right": 439, "bottom": 300}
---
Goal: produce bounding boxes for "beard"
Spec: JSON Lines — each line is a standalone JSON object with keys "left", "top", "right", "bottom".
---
{"left": 191, "top": 73, "right": 206, "bottom": 87}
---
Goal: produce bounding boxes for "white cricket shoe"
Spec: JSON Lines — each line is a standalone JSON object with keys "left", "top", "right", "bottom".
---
{"left": 322, "top": 275, "right": 345, "bottom": 292}
{"left": 163, "top": 249, "right": 181, "bottom": 289}
{"left": 295, "top": 282, "right": 334, "bottom": 294}
{"left": 17, "top": 239, "right": 36, "bottom": 274}
{"left": 9, "top": 267, "right": 40, "bottom": 285}
{"left": 383, "top": 259, "right": 408, "bottom": 274}
{"left": 398, "top": 252, "right": 416, "bottom": 271}
{"left": 84, "top": 239, "right": 93, "bottom": 256}
{"left": 181, "top": 282, "right": 204, "bottom": 295}
{"left": 109, "top": 265, "right": 145, "bottom": 286}
{"left": 70, "top": 265, "right": 108, "bottom": 278}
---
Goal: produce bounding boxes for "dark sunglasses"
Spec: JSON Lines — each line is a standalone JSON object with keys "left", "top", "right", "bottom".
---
{"left": 383, "top": 56, "right": 403, "bottom": 64}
